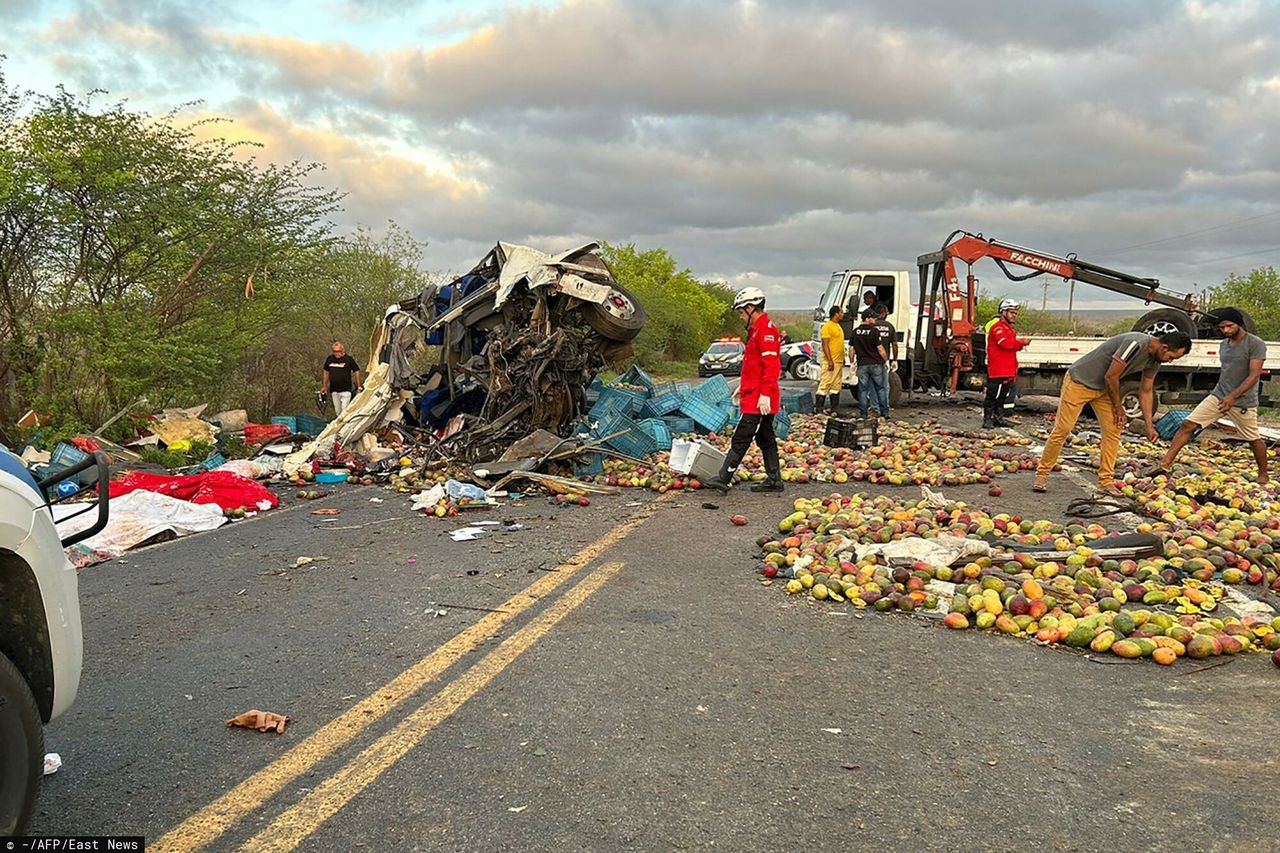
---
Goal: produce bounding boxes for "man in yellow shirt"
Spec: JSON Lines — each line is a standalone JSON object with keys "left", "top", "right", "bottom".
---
{"left": 818, "top": 305, "right": 846, "bottom": 413}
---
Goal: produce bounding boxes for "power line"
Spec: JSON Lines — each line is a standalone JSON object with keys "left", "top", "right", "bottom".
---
{"left": 1091, "top": 209, "right": 1280, "bottom": 256}
{"left": 1177, "top": 243, "right": 1280, "bottom": 266}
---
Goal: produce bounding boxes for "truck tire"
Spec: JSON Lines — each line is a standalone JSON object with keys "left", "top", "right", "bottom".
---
{"left": 582, "top": 283, "right": 646, "bottom": 342}
{"left": 1132, "top": 308, "right": 1196, "bottom": 339}
{"left": 1118, "top": 380, "right": 1150, "bottom": 421}
{"left": 0, "top": 650, "right": 42, "bottom": 836}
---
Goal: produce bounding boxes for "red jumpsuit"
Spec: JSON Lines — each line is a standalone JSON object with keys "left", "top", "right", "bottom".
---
{"left": 739, "top": 312, "right": 782, "bottom": 413}
{"left": 723, "top": 311, "right": 783, "bottom": 483}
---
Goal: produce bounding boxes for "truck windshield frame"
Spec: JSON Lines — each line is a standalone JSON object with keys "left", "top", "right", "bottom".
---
{"left": 819, "top": 272, "right": 859, "bottom": 314}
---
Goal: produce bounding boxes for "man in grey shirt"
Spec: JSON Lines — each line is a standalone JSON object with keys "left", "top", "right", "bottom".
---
{"left": 1036, "top": 330, "right": 1191, "bottom": 494}
{"left": 1153, "top": 307, "right": 1269, "bottom": 483}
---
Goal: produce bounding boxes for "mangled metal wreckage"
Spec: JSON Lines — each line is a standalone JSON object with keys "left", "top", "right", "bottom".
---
{"left": 285, "top": 241, "right": 645, "bottom": 472}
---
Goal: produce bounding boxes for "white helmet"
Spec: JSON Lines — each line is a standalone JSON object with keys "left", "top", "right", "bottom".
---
{"left": 733, "top": 286, "right": 766, "bottom": 311}
{"left": 999, "top": 298, "right": 1020, "bottom": 312}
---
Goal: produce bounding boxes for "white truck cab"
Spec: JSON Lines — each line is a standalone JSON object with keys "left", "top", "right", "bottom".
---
{"left": 0, "top": 446, "right": 104, "bottom": 835}
{"left": 806, "top": 267, "right": 1280, "bottom": 413}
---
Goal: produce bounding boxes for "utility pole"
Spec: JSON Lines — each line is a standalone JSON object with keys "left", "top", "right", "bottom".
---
{"left": 1041, "top": 279, "right": 1049, "bottom": 311}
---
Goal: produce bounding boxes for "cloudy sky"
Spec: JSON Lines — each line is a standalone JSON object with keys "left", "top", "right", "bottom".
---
{"left": 4, "top": 0, "right": 1280, "bottom": 309}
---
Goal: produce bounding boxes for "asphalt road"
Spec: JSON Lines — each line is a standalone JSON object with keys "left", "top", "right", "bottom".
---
{"left": 29, "top": 396, "right": 1280, "bottom": 852}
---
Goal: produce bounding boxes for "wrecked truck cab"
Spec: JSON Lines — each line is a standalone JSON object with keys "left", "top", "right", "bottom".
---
{"left": 292, "top": 241, "right": 647, "bottom": 470}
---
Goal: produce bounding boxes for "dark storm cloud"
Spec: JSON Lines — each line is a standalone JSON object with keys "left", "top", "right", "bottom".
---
{"left": 12, "top": 0, "right": 1280, "bottom": 308}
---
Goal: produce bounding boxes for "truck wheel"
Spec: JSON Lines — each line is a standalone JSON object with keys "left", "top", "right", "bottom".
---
{"left": 582, "top": 283, "right": 646, "bottom": 342}
{"left": 1132, "top": 308, "right": 1196, "bottom": 339}
{"left": 0, "top": 650, "right": 43, "bottom": 836}
{"left": 889, "top": 370, "right": 904, "bottom": 407}
{"left": 1118, "top": 380, "right": 1148, "bottom": 421}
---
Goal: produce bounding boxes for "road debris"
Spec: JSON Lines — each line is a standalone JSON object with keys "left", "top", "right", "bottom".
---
{"left": 225, "top": 709, "right": 290, "bottom": 734}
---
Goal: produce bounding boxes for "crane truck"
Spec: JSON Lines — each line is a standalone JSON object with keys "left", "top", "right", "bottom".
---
{"left": 808, "top": 230, "right": 1280, "bottom": 416}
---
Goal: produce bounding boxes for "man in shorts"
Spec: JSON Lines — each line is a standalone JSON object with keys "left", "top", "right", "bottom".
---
{"left": 1150, "top": 307, "right": 1269, "bottom": 484}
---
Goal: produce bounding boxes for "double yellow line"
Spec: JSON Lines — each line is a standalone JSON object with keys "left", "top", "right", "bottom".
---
{"left": 155, "top": 500, "right": 664, "bottom": 853}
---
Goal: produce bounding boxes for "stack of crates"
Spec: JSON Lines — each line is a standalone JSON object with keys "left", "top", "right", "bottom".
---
{"left": 636, "top": 418, "right": 673, "bottom": 451}
{"left": 597, "top": 410, "right": 659, "bottom": 458}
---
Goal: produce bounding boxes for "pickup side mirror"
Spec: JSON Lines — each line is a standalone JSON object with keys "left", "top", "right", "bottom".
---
{"left": 812, "top": 307, "right": 824, "bottom": 322}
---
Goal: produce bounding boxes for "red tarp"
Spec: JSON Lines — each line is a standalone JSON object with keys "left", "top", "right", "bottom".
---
{"left": 244, "top": 423, "right": 291, "bottom": 446}
{"left": 107, "top": 470, "right": 279, "bottom": 512}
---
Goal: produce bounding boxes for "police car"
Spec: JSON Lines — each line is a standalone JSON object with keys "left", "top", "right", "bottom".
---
{"left": 697, "top": 338, "right": 745, "bottom": 376}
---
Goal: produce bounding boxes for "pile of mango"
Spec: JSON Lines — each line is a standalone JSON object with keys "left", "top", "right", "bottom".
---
{"left": 584, "top": 416, "right": 1037, "bottom": 490}
{"left": 758, "top": 494, "right": 1280, "bottom": 666}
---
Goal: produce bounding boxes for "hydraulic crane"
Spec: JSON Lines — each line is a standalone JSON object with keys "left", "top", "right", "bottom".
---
{"left": 914, "top": 231, "right": 1200, "bottom": 393}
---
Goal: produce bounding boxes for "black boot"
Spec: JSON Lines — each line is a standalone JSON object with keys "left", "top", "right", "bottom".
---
{"left": 751, "top": 438, "right": 784, "bottom": 492}
{"left": 982, "top": 401, "right": 995, "bottom": 429}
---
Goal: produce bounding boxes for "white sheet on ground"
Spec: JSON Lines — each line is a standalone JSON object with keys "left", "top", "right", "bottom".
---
{"left": 853, "top": 535, "right": 991, "bottom": 567}
{"left": 57, "top": 490, "right": 227, "bottom": 567}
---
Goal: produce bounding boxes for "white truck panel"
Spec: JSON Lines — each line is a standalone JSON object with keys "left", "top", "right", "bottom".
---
{"left": 1019, "top": 336, "right": 1280, "bottom": 371}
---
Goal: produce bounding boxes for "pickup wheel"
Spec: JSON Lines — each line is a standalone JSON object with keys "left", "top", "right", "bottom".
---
{"left": 1133, "top": 308, "right": 1196, "bottom": 339}
{"left": 0, "top": 650, "right": 43, "bottom": 836}
{"left": 788, "top": 358, "right": 807, "bottom": 381}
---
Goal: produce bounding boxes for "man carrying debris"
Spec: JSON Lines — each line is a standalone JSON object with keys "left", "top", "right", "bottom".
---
{"left": 852, "top": 309, "right": 891, "bottom": 420}
{"left": 817, "top": 305, "right": 846, "bottom": 414}
{"left": 1034, "top": 330, "right": 1191, "bottom": 494}
{"left": 707, "top": 287, "right": 784, "bottom": 493}
{"left": 321, "top": 342, "right": 363, "bottom": 417}
{"left": 984, "top": 299, "right": 1028, "bottom": 429}
{"left": 1149, "top": 308, "right": 1269, "bottom": 484}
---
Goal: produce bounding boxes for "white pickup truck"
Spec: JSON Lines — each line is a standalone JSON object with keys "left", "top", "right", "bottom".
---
{"left": 806, "top": 268, "right": 1280, "bottom": 416}
{"left": 0, "top": 446, "right": 105, "bottom": 835}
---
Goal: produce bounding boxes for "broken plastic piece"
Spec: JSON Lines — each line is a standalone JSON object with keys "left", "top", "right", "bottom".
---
{"left": 226, "top": 709, "right": 290, "bottom": 734}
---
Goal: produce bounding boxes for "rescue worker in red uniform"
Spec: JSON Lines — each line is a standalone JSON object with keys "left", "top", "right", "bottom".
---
{"left": 708, "top": 287, "right": 784, "bottom": 493}
{"left": 983, "top": 298, "right": 1029, "bottom": 428}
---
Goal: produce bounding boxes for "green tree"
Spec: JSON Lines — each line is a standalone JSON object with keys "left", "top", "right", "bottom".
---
{"left": 0, "top": 71, "right": 347, "bottom": 429}
{"left": 600, "top": 243, "right": 734, "bottom": 369}
{"left": 1207, "top": 266, "right": 1280, "bottom": 339}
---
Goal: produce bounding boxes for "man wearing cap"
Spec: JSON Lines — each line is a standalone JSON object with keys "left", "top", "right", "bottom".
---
{"left": 1150, "top": 307, "right": 1269, "bottom": 484}
{"left": 851, "top": 308, "right": 891, "bottom": 419}
{"left": 984, "top": 299, "right": 1029, "bottom": 428}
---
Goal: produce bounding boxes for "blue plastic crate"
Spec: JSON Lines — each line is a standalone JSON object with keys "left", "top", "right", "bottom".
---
{"left": 590, "top": 386, "right": 645, "bottom": 421}
{"left": 584, "top": 377, "right": 606, "bottom": 406}
{"left": 1155, "top": 409, "right": 1200, "bottom": 440}
{"left": 725, "top": 404, "right": 741, "bottom": 429}
{"left": 637, "top": 418, "right": 673, "bottom": 451}
{"left": 692, "top": 374, "right": 732, "bottom": 405}
{"left": 573, "top": 453, "right": 605, "bottom": 477}
{"left": 662, "top": 416, "right": 696, "bottom": 435}
{"left": 679, "top": 395, "right": 729, "bottom": 433}
{"left": 781, "top": 390, "right": 815, "bottom": 414}
{"left": 294, "top": 413, "right": 328, "bottom": 435}
{"left": 598, "top": 411, "right": 659, "bottom": 458}
{"left": 615, "top": 365, "right": 656, "bottom": 391}
{"left": 641, "top": 383, "right": 687, "bottom": 417}
{"left": 774, "top": 409, "right": 792, "bottom": 440}
{"left": 270, "top": 415, "right": 297, "bottom": 433}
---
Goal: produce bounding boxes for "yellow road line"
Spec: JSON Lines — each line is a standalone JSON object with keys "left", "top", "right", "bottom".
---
{"left": 240, "top": 560, "right": 628, "bottom": 853}
{"left": 154, "top": 500, "right": 663, "bottom": 853}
